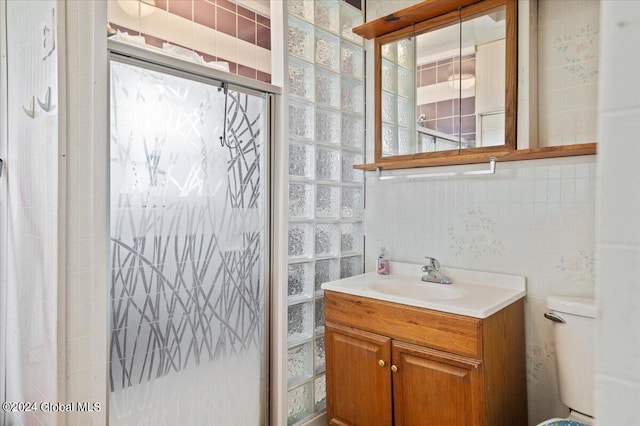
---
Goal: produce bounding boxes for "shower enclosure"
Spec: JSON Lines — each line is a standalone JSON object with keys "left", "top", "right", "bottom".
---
{"left": 109, "top": 54, "right": 271, "bottom": 425}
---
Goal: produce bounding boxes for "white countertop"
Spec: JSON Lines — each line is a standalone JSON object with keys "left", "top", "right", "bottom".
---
{"left": 321, "top": 262, "right": 526, "bottom": 319}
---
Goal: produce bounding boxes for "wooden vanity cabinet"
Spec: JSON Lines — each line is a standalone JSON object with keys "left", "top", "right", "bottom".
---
{"left": 324, "top": 291, "right": 527, "bottom": 426}
{"left": 325, "top": 324, "right": 393, "bottom": 426}
{"left": 391, "top": 341, "right": 484, "bottom": 425}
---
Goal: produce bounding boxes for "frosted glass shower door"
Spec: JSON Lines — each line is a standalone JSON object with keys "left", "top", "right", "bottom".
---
{"left": 109, "top": 59, "right": 268, "bottom": 425}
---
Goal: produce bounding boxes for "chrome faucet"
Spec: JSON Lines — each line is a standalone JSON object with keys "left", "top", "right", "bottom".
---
{"left": 421, "top": 257, "right": 452, "bottom": 284}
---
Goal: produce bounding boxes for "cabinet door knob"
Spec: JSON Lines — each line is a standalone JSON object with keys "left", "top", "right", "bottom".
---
{"left": 378, "top": 359, "right": 385, "bottom": 367}
{"left": 391, "top": 365, "right": 398, "bottom": 372}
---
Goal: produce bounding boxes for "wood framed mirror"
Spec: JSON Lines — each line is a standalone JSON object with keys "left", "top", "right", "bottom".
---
{"left": 373, "top": 0, "right": 517, "bottom": 163}
{"left": 353, "top": 0, "right": 597, "bottom": 170}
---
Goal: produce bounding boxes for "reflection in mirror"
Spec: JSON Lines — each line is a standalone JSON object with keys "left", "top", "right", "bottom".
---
{"left": 417, "top": 6, "right": 506, "bottom": 153}
{"left": 415, "top": 21, "right": 462, "bottom": 153}
{"left": 459, "top": 6, "right": 506, "bottom": 150}
{"left": 380, "top": 5, "right": 507, "bottom": 158}
{"left": 380, "top": 38, "right": 414, "bottom": 156}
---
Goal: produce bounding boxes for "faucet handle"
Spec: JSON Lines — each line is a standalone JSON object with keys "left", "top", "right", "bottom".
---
{"left": 424, "top": 256, "right": 440, "bottom": 271}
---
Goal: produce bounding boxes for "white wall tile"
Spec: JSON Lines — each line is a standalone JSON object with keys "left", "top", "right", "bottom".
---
{"left": 595, "top": 1, "right": 640, "bottom": 421}
{"left": 537, "top": 0, "right": 599, "bottom": 147}
{"left": 599, "top": 1, "right": 640, "bottom": 112}
{"left": 192, "top": 22, "right": 217, "bottom": 56}
{"left": 217, "top": 31, "right": 239, "bottom": 63}
{"left": 596, "top": 376, "right": 640, "bottom": 425}
{"left": 168, "top": 13, "right": 194, "bottom": 52}
{"left": 548, "top": 179, "right": 562, "bottom": 202}
{"left": 597, "top": 111, "right": 640, "bottom": 245}
{"left": 108, "top": 0, "right": 141, "bottom": 34}
{"left": 140, "top": 8, "right": 170, "bottom": 42}
{"left": 237, "top": 39, "right": 259, "bottom": 70}
{"left": 596, "top": 245, "right": 640, "bottom": 382}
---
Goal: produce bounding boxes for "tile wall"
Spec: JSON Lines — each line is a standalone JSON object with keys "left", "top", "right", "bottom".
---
{"left": 416, "top": 57, "right": 477, "bottom": 143}
{"left": 364, "top": 156, "right": 596, "bottom": 424}
{"left": 537, "top": 0, "right": 599, "bottom": 146}
{"left": 108, "top": 0, "right": 271, "bottom": 82}
{"left": 595, "top": 1, "right": 640, "bottom": 423}
{"left": 364, "top": 1, "right": 600, "bottom": 421}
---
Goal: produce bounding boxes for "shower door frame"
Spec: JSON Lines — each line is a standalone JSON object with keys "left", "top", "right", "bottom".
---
{"left": 106, "top": 40, "right": 279, "bottom": 425}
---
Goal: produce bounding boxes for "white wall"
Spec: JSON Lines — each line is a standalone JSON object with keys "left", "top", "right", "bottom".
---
{"left": 595, "top": 1, "right": 640, "bottom": 423}
{"left": 364, "top": 0, "right": 597, "bottom": 423}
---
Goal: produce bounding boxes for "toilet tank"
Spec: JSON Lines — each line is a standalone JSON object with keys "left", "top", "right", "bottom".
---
{"left": 546, "top": 296, "right": 596, "bottom": 417}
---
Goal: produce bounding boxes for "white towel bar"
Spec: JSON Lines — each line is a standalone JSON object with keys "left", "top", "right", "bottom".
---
{"left": 375, "top": 157, "right": 497, "bottom": 181}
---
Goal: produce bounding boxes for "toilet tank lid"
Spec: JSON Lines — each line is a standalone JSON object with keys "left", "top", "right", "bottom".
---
{"left": 547, "top": 296, "right": 597, "bottom": 318}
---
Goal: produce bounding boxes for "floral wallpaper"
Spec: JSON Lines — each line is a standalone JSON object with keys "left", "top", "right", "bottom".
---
{"left": 554, "top": 23, "right": 599, "bottom": 84}
{"left": 448, "top": 209, "right": 505, "bottom": 257}
{"left": 557, "top": 250, "right": 596, "bottom": 284}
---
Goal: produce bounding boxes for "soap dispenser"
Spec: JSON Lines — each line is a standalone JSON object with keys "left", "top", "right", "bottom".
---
{"left": 377, "top": 246, "right": 390, "bottom": 275}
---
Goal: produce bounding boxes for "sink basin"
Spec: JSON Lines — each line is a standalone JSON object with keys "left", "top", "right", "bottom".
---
{"left": 321, "top": 262, "right": 526, "bottom": 317}
{"left": 369, "top": 281, "right": 464, "bottom": 300}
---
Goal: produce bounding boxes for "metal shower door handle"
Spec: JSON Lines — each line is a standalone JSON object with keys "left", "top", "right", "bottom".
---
{"left": 0, "top": 158, "right": 4, "bottom": 178}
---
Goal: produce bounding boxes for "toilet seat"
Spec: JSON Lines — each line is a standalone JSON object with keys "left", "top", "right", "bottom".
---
{"left": 567, "top": 411, "right": 593, "bottom": 425}
{"left": 536, "top": 411, "right": 593, "bottom": 426}
{"left": 536, "top": 420, "right": 586, "bottom": 426}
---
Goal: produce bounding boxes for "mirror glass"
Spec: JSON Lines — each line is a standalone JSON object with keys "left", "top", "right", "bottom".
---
{"left": 380, "top": 5, "right": 507, "bottom": 157}
{"left": 380, "top": 38, "right": 415, "bottom": 156}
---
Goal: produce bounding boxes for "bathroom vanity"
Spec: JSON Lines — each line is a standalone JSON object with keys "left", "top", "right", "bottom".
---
{"left": 322, "top": 263, "right": 527, "bottom": 425}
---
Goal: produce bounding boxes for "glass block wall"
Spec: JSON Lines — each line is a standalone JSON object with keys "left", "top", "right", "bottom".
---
{"left": 285, "top": 1, "right": 365, "bottom": 424}
{"left": 381, "top": 39, "right": 415, "bottom": 156}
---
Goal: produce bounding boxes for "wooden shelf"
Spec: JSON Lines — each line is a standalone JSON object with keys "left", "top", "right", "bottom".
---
{"left": 352, "top": 0, "right": 483, "bottom": 39}
{"left": 353, "top": 143, "right": 597, "bottom": 171}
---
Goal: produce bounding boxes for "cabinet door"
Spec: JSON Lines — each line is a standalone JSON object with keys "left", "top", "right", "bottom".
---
{"left": 325, "top": 322, "right": 392, "bottom": 426}
{"left": 392, "top": 341, "right": 484, "bottom": 426}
